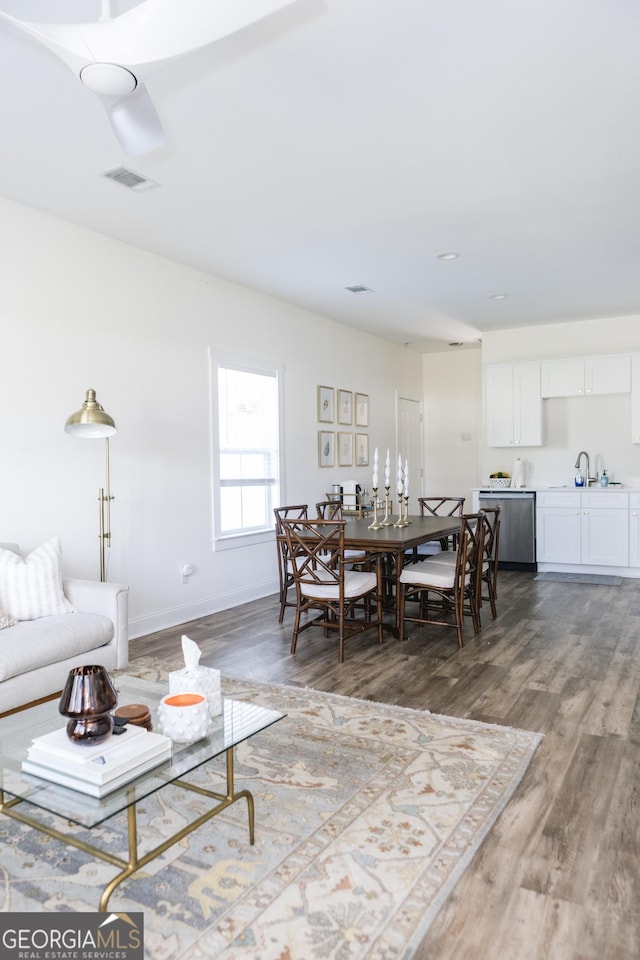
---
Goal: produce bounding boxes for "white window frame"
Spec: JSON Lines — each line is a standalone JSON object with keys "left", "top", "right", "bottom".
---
{"left": 210, "top": 349, "right": 285, "bottom": 551}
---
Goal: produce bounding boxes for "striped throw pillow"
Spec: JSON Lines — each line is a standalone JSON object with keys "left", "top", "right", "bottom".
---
{"left": 0, "top": 538, "right": 76, "bottom": 621}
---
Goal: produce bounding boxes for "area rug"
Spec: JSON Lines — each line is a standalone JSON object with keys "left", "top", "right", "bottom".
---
{"left": 534, "top": 571, "right": 624, "bottom": 585}
{"left": 0, "top": 658, "right": 542, "bottom": 960}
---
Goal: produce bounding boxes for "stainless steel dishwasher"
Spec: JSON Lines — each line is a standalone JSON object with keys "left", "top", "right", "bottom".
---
{"left": 477, "top": 490, "right": 536, "bottom": 569}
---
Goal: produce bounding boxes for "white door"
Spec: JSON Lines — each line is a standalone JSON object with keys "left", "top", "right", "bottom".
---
{"left": 396, "top": 395, "right": 423, "bottom": 502}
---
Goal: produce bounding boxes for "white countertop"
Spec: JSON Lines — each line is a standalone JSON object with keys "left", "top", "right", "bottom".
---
{"left": 473, "top": 484, "right": 637, "bottom": 492}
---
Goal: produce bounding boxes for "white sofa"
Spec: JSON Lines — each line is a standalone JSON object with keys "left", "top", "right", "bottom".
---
{"left": 0, "top": 542, "right": 129, "bottom": 716}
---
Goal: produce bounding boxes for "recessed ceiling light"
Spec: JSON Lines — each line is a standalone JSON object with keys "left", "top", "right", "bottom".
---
{"left": 345, "top": 284, "right": 374, "bottom": 294}
{"left": 449, "top": 341, "right": 464, "bottom": 347}
{"left": 436, "top": 252, "right": 459, "bottom": 261}
{"left": 490, "top": 293, "right": 508, "bottom": 300}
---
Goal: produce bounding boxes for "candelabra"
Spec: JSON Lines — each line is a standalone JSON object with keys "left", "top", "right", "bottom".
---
{"left": 368, "top": 489, "right": 383, "bottom": 529}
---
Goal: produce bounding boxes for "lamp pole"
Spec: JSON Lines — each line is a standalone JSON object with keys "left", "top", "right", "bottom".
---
{"left": 64, "top": 388, "right": 117, "bottom": 582}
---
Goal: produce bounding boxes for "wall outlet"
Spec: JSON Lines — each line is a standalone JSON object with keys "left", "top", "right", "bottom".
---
{"left": 180, "top": 562, "right": 195, "bottom": 584}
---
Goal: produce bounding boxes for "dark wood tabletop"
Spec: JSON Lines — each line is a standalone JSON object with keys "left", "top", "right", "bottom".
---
{"left": 342, "top": 515, "right": 460, "bottom": 552}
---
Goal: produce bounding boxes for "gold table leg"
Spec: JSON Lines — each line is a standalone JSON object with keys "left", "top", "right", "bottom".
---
{"left": 1, "top": 745, "right": 254, "bottom": 912}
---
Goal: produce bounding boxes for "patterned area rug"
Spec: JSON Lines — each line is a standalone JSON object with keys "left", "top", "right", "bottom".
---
{"left": 534, "top": 572, "right": 625, "bottom": 585}
{"left": 0, "top": 658, "right": 542, "bottom": 959}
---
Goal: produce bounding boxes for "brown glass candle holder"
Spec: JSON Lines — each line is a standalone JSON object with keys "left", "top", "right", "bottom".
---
{"left": 59, "top": 664, "right": 118, "bottom": 744}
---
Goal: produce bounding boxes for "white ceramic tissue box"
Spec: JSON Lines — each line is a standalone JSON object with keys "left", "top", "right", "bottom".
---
{"left": 169, "top": 665, "right": 222, "bottom": 718}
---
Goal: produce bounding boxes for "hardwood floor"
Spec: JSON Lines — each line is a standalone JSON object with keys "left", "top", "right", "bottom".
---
{"left": 131, "top": 570, "right": 640, "bottom": 960}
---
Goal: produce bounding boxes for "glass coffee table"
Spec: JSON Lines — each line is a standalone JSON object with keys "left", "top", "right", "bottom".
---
{"left": 0, "top": 675, "right": 285, "bottom": 911}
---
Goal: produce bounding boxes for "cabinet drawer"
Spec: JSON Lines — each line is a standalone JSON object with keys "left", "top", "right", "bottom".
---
{"left": 536, "top": 491, "right": 580, "bottom": 508}
{"left": 581, "top": 492, "right": 628, "bottom": 509}
{"left": 630, "top": 493, "right": 640, "bottom": 510}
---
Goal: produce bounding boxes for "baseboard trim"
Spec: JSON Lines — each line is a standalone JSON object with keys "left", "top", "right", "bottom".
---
{"left": 127, "top": 579, "right": 279, "bottom": 639}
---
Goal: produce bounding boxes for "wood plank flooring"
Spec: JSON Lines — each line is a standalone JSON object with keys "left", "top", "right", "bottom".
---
{"left": 131, "top": 570, "right": 640, "bottom": 960}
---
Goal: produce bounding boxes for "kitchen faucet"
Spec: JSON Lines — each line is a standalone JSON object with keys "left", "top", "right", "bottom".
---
{"left": 574, "top": 450, "right": 596, "bottom": 486}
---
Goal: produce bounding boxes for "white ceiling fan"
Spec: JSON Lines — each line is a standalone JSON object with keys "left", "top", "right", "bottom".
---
{"left": 0, "top": 0, "right": 299, "bottom": 157}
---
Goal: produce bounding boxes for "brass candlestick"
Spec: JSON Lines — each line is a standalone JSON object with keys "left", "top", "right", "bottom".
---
{"left": 394, "top": 492, "right": 412, "bottom": 527}
{"left": 380, "top": 487, "right": 393, "bottom": 526}
{"left": 368, "top": 489, "right": 383, "bottom": 529}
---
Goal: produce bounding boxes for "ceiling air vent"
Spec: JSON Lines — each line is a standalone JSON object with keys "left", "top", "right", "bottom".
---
{"left": 345, "top": 284, "right": 374, "bottom": 294}
{"left": 102, "top": 166, "right": 158, "bottom": 192}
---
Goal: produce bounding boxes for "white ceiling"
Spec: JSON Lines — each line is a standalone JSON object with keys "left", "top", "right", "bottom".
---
{"left": 1, "top": 0, "right": 640, "bottom": 352}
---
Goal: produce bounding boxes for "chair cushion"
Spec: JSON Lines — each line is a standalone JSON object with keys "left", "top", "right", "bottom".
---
{"left": 301, "top": 571, "right": 377, "bottom": 600}
{"left": 344, "top": 550, "right": 367, "bottom": 560}
{"left": 423, "top": 550, "right": 457, "bottom": 565}
{"left": 0, "top": 538, "right": 76, "bottom": 621}
{"left": 415, "top": 543, "right": 443, "bottom": 556}
{"left": 400, "top": 559, "right": 470, "bottom": 589}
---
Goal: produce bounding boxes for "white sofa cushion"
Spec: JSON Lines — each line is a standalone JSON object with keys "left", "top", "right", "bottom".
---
{"left": 0, "top": 538, "right": 76, "bottom": 621}
{"left": 0, "top": 613, "right": 113, "bottom": 682}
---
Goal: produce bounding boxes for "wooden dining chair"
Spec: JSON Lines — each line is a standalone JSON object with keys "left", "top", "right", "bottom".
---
{"left": 280, "top": 517, "right": 384, "bottom": 662}
{"left": 403, "top": 496, "right": 466, "bottom": 564}
{"left": 421, "top": 510, "right": 495, "bottom": 627}
{"left": 418, "top": 497, "right": 465, "bottom": 548}
{"left": 273, "top": 504, "right": 308, "bottom": 622}
{"left": 477, "top": 505, "right": 501, "bottom": 620}
{"left": 316, "top": 499, "right": 343, "bottom": 520}
{"left": 316, "top": 500, "right": 369, "bottom": 567}
{"left": 397, "top": 513, "right": 483, "bottom": 649}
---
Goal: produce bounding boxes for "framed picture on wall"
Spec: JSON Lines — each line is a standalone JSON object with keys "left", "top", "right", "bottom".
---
{"left": 356, "top": 433, "right": 369, "bottom": 466}
{"left": 355, "top": 393, "right": 369, "bottom": 427}
{"left": 338, "top": 389, "right": 353, "bottom": 424}
{"left": 318, "top": 430, "right": 335, "bottom": 467}
{"left": 317, "top": 385, "right": 334, "bottom": 422}
{"left": 338, "top": 432, "right": 353, "bottom": 467}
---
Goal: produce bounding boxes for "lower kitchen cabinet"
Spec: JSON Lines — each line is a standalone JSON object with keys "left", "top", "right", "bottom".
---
{"left": 536, "top": 491, "right": 629, "bottom": 567}
{"left": 630, "top": 494, "right": 640, "bottom": 567}
{"left": 581, "top": 505, "right": 629, "bottom": 565}
{"left": 536, "top": 505, "right": 581, "bottom": 563}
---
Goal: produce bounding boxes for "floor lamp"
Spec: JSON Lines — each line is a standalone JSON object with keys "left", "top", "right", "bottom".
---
{"left": 64, "top": 388, "right": 117, "bottom": 582}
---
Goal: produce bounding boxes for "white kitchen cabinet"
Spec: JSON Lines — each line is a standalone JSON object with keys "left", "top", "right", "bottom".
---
{"left": 541, "top": 355, "right": 631, "bottom": 398}
{"left": 581, "top": 505, "right": 629, "bottom": 566}
{"left": 536, "top": 506, "right": 582, "bottom": 563}
{"left": 631, "top": 355, "right": 640, "bottom": 443}
{"left": 536, "top": 490, "right": 629, "bottom": 567}
{"left": 630, "top": 493, "right": 640, "bottom": 566}
{"left": 484, "top": 362, "right": 542, "bottom": 447}
{"left": 536, "top": 492, "right": 581, "bottom": 563}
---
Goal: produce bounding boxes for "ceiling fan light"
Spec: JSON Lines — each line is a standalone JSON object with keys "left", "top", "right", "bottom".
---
{"left": 80, "top": 62, "right": 137, "bottom": 97}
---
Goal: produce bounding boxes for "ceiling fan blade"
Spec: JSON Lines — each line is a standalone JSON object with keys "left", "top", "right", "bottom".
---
{"left": 105, "top": 83, "right": 166, "bottom": 158}
{"left": 0, "top": 0, "right": 301, "bottom": 73}
{"left": 0, "top": 10, "right": 88, "bottom": 76}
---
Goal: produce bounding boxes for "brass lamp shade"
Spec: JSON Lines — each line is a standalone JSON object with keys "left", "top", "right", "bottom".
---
{"left": 59, "top": 664, "right": 118, "bottom": 744}
{"left": 65, "top": 388, "right": 117, "bottom": 438}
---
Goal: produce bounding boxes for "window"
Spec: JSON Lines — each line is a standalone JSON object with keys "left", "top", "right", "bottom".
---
{"left": 210, "top": 351, "right": 284, "bottom": 548}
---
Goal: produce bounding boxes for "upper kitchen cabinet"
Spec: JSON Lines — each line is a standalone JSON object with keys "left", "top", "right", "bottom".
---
{"left": 541, "top": 355, "right": 631, "bottom": 398}
{"left": 484, "top": 362, "right": 543, "bottom": 447}
{"left": 631, "top": 355, "right": 640, "bottom": 443}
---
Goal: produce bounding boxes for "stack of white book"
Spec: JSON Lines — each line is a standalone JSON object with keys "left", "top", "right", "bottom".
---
{"left": 22, "top": 723, "right": 172, "bottom": 798}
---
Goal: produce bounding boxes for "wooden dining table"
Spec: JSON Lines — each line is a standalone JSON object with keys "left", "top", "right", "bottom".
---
{"left": 342, "top": 515, "right": 461, "bottom": 633}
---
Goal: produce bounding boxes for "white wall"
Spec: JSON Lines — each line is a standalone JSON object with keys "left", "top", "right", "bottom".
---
{"left": 482, "top": 315, "right": 640, "bottom": 364}
{"left": 481, "top": 318, "right": 640, "bottom": 487}
{"left": 0, "top": 196, "right": 422, "bottom": 638}
{"left": 422, "top": 350, "right": 482, "bottom": 508}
